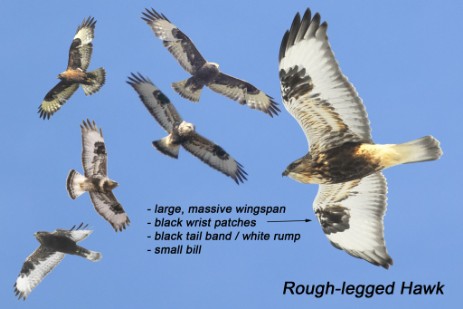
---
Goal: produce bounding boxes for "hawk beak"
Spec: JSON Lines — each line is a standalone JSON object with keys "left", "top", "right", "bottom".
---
{"left": 282, "top": 169, "right": 289, "bottom": 177}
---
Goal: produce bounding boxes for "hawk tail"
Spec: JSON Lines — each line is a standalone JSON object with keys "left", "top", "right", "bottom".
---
{"left": 76, "top": 246, "right": 102, "bottom": 262}
{"left": 172, "top": 78, "right": 203, "bottom": 102}
{"left": 152, "top": 136, "right": 180, "bottom": 159}
{"left": 66, "top": 169, "right": 86, "bottom": 199}
{"left": 394, "top": 135, "right": 443, "bottom": 164}
{"left": 82, "top": 67, "right": 106, "bottom": 96}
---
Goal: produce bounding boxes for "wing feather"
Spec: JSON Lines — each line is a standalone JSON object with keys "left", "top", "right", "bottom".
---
{"left": 67, "top": 17, "right": 96, "bottom": 70}
{"left": 81, "top": 119, "right": 107, "bottom": 177}
{"left": 38, "top": 81, "right": 79, "bottom": 119}
{"left": 208, "top": 73, "right": 280, "bottom": 117}
{"left": 54, "top": 223, "right": 92, "bottom": 242}
{"left": 279, "top": 9, "right": 372, "bottom": 151}
{"left": 142, "top": 8, "right": 207, "bottom": 74}
{"left": 182, "top": 133, "right": 247, "bottom": 184}
{"left": 313, "top": 172, "right": 392, "bottom": 268}
{"left": 14, "top": 247, "right": 64, "bottom": 300}
{"left": 127, "top": 73, "right": 183, "bottom": 131}
{"left": 89, "top": 192, "right": 130, "bottom": 232}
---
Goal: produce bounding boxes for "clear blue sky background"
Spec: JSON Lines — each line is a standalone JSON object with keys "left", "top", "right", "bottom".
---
{"left": 1, "top": 0, "right": 461, "bottom": 308}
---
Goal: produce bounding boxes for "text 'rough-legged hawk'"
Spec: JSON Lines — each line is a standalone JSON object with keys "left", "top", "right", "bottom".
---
{"left": 279, "top": 9, "right": 443, "bottom": 268}
{"left": 14, "top": 223, "right": 101, "bottom": 300}
{"left": 67, "top": 120, "right": 130, "bottom": 231}
{"left": 141, "top": 8, "right": 279, "bottom": 117}
{"left": 38, "top": 17, "right": 106, "bottom": 119}
{"left": 127, "top": 73, "right": 247, "bottom": 184}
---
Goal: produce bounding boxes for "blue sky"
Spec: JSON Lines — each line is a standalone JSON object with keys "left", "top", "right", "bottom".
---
{"left": 1, "top": 0, "right": 461, "bottom": 308}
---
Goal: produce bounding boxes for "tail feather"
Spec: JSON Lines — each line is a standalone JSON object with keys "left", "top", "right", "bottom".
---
{"left": 66, "top": 170, "right": 87, "bottom": 199}
{"left": 76, "top": 246, "right": 102, "bottom": 262}
{"left": 172, "top": 78, "right": 202, "bottom": 102}
{"left": 152, "top": 135, "right": 180, "bottom": 159}
{"left": 393, "top": 136, "right": 443, "bottom": 164}
{"left": 82, "top": 67, "right": 106, "bottom": 95}
{"left": 85, "top": 251, "right": 102, "bottom": 262}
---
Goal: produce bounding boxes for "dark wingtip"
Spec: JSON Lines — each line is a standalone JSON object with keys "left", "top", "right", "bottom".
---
{"left": 113, "top": 217, "right": 130, "bottom": 232}
{"left": 141, "top": 8, "right": 170, "bottom": 24}
{"left": 13, "top": 284, "right": 26, "bottom": 301}
{"left": 233, "top": 161, "right": 248, "bottom": 184}
{"left": 280, "top": 8, "right": 326, "bottom": 62}
{"left": 38, "top": 105, "right": 52, "bottom": 120}
{"left": 265, "top": 96, "right": 281, "bottom": 117}
{"left": 70, "top": 222, "right": 89, "bottom": 231}
{"left": 126, "top": 72, "right": 152, "bottom": 86}
{"left": 78, "top": 16, "right": 96, "bottom": 32}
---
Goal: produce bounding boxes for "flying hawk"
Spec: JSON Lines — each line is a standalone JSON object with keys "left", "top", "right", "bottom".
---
{"left": 14, "top": 223, "right": 101, "bottom": 300}
{"left": 127, "top": 73, "right": 247, "bottom": 184}
{"left": 38, "top": 17, "right": 106, "bottom": 119}
{"left": 279, "top": 9, "right": 443, "bottom": 268}
{"left": 67, "top": 120, "right": 130, "bottom": 231}
{"left": 141, "top": 8, "right": 280, "bottom": 117}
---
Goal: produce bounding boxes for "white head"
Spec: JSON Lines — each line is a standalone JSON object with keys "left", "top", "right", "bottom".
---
{"left": 208, "top": 62, "right": 220, "bottom": 70}
{"left": 178, "top": 121, "right": 195, "bottom": 135}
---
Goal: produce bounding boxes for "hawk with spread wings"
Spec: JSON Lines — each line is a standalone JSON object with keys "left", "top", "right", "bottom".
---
{"left": 127, "top": 73, "right": 247, "bottom": 184}
{"left": 14, "top": 223, "right": 101, "bottom": 300}
{"left": 141, "top": 8, "right": 279, "bottom": 117}
{"left": 66, "top": 120, "right": 130, "bottom": 231}
{"left": 279, "top": 9, "right": 443, "bottom": 268}
{"left": 38, "top": 17, "right": 106, "bottom": 119}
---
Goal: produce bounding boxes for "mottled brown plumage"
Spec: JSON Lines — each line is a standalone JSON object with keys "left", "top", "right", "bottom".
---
{"left": 283, "top": 142, "right": 383, "bottom": 184}
{"left": 279, "top": 8, "right": 443, "bottom": 268}
{"left": 38, "top": 17, "right": 106, "bottom": 119}
{"left": 66, "top": 120, "right": 130, "bottom": 232}
{"left": 142, "top": 8, "right": 279, "bottom": 117}
{"left": 127, "top": 73, "right": 247, "bottom": 184}
{"left": 14, "top": 223, "right": 101, "bottom": 300}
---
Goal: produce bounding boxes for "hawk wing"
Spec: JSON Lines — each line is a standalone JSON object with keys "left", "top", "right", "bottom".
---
{"left": 279, "top": 9, "right": 372, "bottom": 152}
{"left": 142, "top": 8, "right": 207, "bottom": 74}
{"left": 67, "top": 17, "right": 96, "bottom": 71}
{"left": 14, "top": 246, "right": 65, "bottom": 300}
{"left": 81, "top": 119, "right": 107, "bottom": 177}
{"left": 54, "top": 223, "right": 92, "bottom": 242}
{"left": 38, "top": 81, "right": 79, "bottom": 119}
{"left": 313, "top": 172, "right": 392, "bottom": 268}
{"left": 182, "top": 133, "right": 247, "bottom": 184}
{"left": 127, "top": 73, "right": 183, "bottom": 131}
{"left": 208, "top": 73, "right": 280, "bottom": 117}
{"left": 89, "top": 191, "right": 130, "bottom": 232}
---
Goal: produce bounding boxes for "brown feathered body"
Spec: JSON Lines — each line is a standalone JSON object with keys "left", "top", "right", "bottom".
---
{"left": 283, "top": 137, "right": 442, "bottom": 185}
{"left": 58, "top": 69, "right": 100, "bottom": 87}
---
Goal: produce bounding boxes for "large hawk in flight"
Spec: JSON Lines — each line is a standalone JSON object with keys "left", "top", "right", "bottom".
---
{"left": 38, "top": 17, "right": 106, "bottom": 119}
{"left": 67, "top": 120, "right": 130, "bottom": 231}
{"left": 279, "top": 9, "right": 443, "bottom": 268}
{"left": 141, "top": 8, "right": 280, "bottom": 117}
{"left": 14, "top": 223, "right": 101, "bottom": 300}
{"left": 127, "top": 73, "right": 247, "bottom": 184}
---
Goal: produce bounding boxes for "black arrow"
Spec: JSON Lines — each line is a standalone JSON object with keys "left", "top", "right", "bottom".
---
{"left": 267, "top": 219, "right": 312, "bottom": 223}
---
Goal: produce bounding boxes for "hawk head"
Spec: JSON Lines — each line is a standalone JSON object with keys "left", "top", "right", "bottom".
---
{"left": 103, "top": 179, "right": 119, "bottom": 191}
{"left": 178, "top": 121, "right": 195, "bottom": 136}
{"left": 282, "top": 154, "right": 314, "bottom": 184}
{"left": 208, "top": 62, "right": 220, "bottom": 70}
{"left": 34, "top": 232, "right": 49, "bottom": 244}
